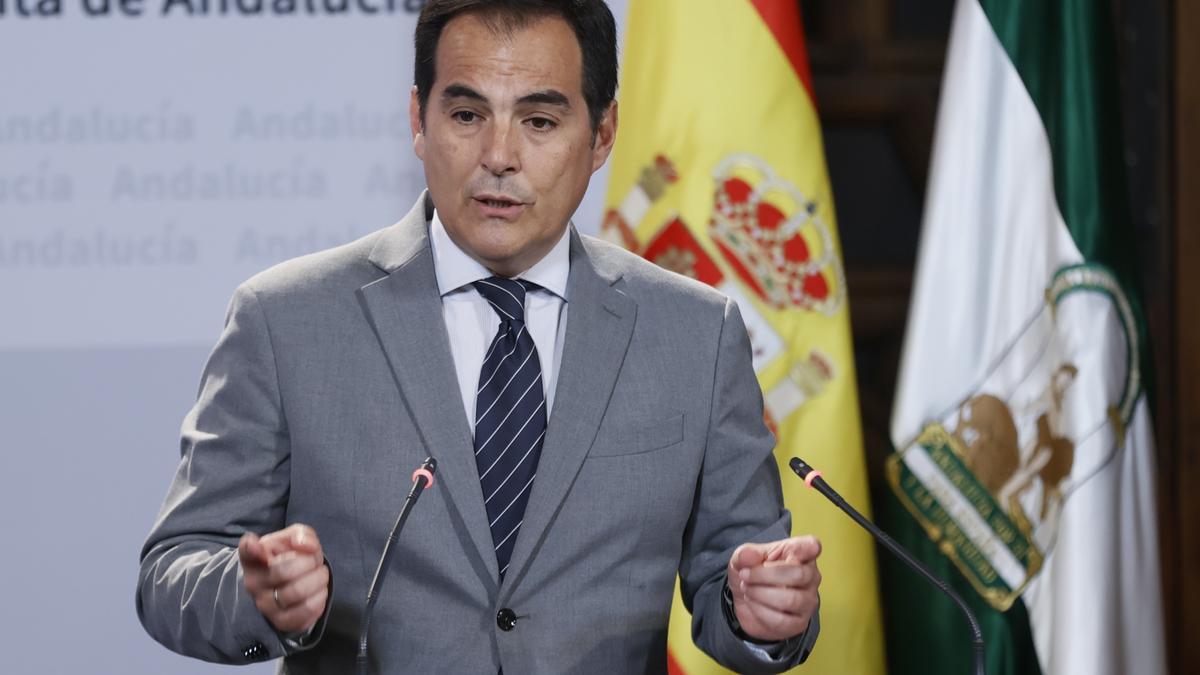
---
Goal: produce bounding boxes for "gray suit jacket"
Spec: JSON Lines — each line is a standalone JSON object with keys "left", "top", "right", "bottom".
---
{"left": 137, "top": 194, "right": 818, "bottom": 673}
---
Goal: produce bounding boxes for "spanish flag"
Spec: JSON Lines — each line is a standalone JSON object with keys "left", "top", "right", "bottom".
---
{"left": 604, "top": 2, "right": 885, "bottom": 673}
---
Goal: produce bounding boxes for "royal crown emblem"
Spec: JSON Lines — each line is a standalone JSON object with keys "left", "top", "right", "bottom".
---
{"left": 709, "top": 154, "right": 845, "bottom": 314}
{"left": 604, "top": 152, "right": 846, "bottom": 427}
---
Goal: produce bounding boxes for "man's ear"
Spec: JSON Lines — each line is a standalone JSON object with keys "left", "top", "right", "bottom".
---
{"left": 409, "top": 85, "right": 425, "bottom": 160}
{"left": 591, "top": 101, "right": 618, "bottom": 173}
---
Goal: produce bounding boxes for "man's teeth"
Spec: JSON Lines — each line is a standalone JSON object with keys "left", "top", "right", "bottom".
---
{"left": 484, "top": 199, "right": 513, "bottom": 207}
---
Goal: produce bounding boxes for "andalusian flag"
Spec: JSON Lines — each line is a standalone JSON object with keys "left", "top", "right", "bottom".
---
{"left": 883, "top": 1, "right": 1167, "bottom": 674}
{"left": 604, "top": 2, "right": 885, "bottom": 673}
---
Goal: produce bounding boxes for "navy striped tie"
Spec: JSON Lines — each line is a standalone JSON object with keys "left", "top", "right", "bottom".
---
{"left": 472, "top": 276, "right": 546, "bottom": 579}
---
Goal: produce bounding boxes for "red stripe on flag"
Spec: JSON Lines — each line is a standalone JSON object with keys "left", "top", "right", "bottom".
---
{"left": 748, "top": 0, "right": 815, "bottom": 97}
{"left": 667, "top": 648, "right": 686, "bottom": 675}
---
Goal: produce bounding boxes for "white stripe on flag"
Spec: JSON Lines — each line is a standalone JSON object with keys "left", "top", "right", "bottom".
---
{"left": 901, "top": 445, "right": 1027, "bottom": 590}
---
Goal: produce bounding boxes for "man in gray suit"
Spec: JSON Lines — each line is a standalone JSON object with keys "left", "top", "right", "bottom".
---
{"left": 137, "top": 1, "right": 823, "bottom": 672}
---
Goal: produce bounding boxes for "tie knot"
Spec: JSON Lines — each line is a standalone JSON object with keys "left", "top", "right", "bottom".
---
{"left": 473, "top": 276, "right": 538, "bottom": 323}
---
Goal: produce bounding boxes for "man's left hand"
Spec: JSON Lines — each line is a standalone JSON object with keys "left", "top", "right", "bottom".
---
{"left": 727, "top": 535, "right": 822, "bottom": 643}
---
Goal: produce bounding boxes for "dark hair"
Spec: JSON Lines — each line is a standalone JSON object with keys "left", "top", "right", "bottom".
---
{"left": 414, "top": 0, "right": 618, "bottom": 133}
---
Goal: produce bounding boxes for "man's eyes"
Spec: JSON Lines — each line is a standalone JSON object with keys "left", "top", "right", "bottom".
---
{"left": 447, "top": 110, "right": 556, "bottom": 131}
{"left": 526, "top": 117, "right": 557, "bottom": 131}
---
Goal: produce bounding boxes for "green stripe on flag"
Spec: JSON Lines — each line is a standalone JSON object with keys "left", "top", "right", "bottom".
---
{"left": 977, "top": 0, "right": 1151, "bottom": 385}
{"left": 880, "top": 488, "right": 1044, "bottom": 675}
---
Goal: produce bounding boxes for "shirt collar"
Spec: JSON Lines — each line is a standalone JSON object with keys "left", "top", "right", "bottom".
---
{"left": 429, "top": 209, "right": 571, "bottom": 301}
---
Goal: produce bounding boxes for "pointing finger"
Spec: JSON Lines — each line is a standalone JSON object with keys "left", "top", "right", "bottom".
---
{"left": 775, "top": 535, "right": 821, "bottom": 563}
{"left": 259, "top": 524, "right": 323, "bottom": 557}
{"left": 287, "top": 524, "right": 321, "bottom": 555}
{"left": 730, "top": 543, "right": 768, "bottom": 573}
{"left": 238, "top": 532, "right": 271, "bottom": 568}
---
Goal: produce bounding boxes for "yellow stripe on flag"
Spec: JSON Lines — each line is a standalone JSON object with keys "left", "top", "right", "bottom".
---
{"left": 605, "top": 2, "right": 886, "bottom": 673}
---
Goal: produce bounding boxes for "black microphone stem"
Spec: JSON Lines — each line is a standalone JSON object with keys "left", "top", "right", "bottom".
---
{"left": 356, "top": 457, "right": 437, "bottom": 675}
{"left": 789, "top": 457, "right": 985, "bottom": 675}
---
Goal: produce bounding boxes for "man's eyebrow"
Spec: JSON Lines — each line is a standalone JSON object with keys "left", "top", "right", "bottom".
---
{"left": 439, "top": 85, "right": 571, "bottom": 109}
{"left": 441, "top": 84, "right": 488, "bottom": 104}
{"left": 517, "top": 90, "right": 571, "bottom": 108}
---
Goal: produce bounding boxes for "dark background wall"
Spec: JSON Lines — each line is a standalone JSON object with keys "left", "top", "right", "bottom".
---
{"left": 796, "top": 0, "right": 1197, "bottom": 672}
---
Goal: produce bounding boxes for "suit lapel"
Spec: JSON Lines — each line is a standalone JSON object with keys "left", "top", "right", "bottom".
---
{"left": 502, "top": 231, "right": 637, "bottom": 595}
{"left": 357, "top": 194, "right": 500, "bottom": 583}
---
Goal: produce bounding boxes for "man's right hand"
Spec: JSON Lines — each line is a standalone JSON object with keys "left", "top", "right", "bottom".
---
{"left": 238, "top": 524, "right": 330, "bottom": 634}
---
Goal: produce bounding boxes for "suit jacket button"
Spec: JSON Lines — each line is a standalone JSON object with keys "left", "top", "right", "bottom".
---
{"left": 496, "top": 608, "right": 517, "bottom": 631}
{"left": 242, "top": 642, "right": 268, "bottom": 661}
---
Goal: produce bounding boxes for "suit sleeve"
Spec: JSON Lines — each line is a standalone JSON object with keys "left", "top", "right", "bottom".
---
{"left": 679, "top": 298, "right": 818, "bottom": 673}
{"left": 135, "top": 283, "right": 330, "bottom": 664}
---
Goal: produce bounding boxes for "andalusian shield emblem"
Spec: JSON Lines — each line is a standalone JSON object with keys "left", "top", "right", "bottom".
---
{"left": 888, "top": 264, "right": 1143, "bottom": 610}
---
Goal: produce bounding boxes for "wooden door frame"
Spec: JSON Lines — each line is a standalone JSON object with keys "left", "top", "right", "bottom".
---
{"left": 1166, "top": 0, "right": 1200, "bottom": 672}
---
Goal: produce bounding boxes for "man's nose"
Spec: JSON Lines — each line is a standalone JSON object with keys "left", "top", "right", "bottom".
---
{"left": 481, "top": 122, "right": 520, "bottom": 176}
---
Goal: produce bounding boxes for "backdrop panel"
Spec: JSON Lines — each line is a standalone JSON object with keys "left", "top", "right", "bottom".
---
{"left": 0, "top": 3, "right": 625, "bottom": 672}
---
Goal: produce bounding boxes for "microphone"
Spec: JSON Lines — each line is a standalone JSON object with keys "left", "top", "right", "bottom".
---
{"left": 357, "top": 456, "right": 437, "bottom": 675}
{"left": 789, "top": 457, "right": 985, "bottom": 675}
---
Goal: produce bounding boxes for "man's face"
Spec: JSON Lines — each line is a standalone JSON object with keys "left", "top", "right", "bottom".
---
{"left": 410, "top": 12, "right": 617, "bottom": 277}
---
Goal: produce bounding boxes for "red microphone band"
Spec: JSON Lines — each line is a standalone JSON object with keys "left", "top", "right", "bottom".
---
{"left": 412, "top": 467, "right": 435, "bottom": 488}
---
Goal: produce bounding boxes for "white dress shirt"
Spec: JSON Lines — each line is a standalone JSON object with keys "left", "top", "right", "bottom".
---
{"left": 429, "top": 210, "right": 570, "bottom": 434}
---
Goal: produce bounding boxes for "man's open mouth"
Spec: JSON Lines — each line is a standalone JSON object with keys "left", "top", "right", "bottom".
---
{"left": 473, "top": 195, "right": 525, "bottom": 217}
